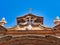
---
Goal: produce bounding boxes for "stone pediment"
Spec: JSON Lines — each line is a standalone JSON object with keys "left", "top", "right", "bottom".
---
{"left": 17, "top": 13, "right": 43, "bottom": 18}
{"left": 17, "top": 13, "right": 43, "bottom": 25}
{"left": 7, "top": 24, "right": 51, "bottom": 30}
{"left": 7, "top": 13, "right": 51, "bottom": 30}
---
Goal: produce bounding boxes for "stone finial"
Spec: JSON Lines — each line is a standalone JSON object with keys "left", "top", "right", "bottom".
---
{"left": 0, "top": 17, "right": 7, "bottom": 27}
{"left": 56, "top": 16, "right": 59, "bottom": 20}
{"left": 2, "top": 17, "right": 7, "bottom": 24}
{"left": 54, "top": 16, "right": 60, "bottom": 26}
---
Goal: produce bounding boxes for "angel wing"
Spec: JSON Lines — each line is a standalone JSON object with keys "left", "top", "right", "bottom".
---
{"left": 19, "top": 21, "right": 28, "bottom": 25}
{"left": 32, "top": 19, "right": 39, "bottom": 25}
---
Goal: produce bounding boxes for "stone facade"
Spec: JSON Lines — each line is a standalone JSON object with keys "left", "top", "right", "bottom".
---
{"left": 0, "top": 13, "right": 60, "bottom": 45}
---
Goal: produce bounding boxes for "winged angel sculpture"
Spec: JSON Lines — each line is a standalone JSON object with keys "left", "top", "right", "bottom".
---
{"left": 19, "top": 17, "right": 40, "bottom": 30}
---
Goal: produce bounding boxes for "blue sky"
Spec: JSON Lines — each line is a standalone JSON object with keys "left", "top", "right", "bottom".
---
{"left": 0, "top": 0, "right": 60, "bottom": 28}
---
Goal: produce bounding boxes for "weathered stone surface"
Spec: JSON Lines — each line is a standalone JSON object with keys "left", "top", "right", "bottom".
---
{"left": 0, "top": 35, "right": 60, "bottom": 45}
